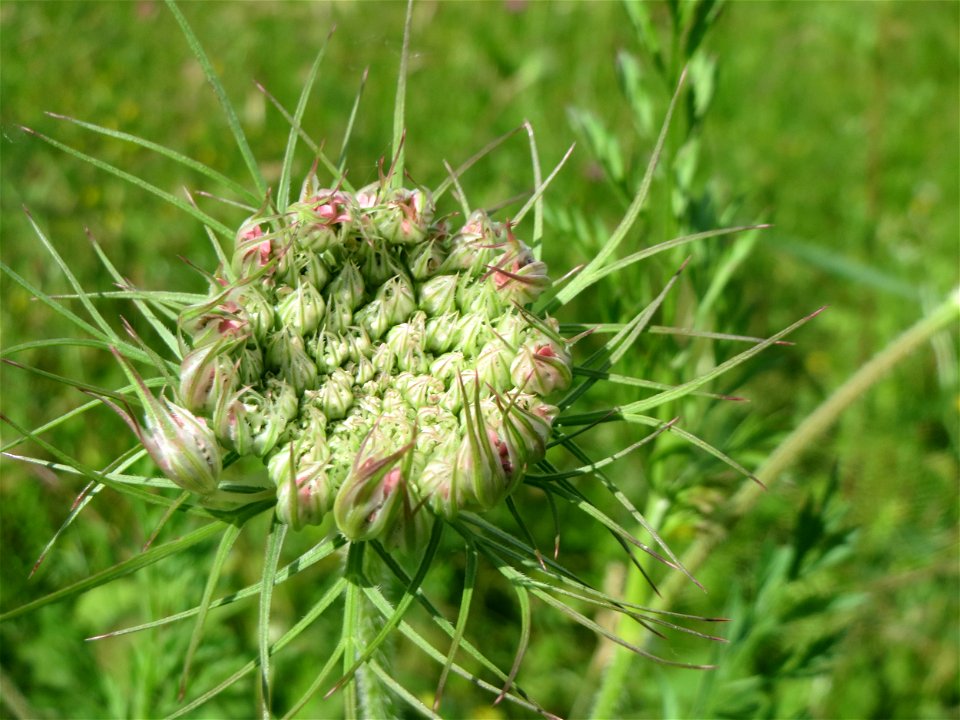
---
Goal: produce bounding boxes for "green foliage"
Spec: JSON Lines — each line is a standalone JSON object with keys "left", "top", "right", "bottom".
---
{"left": 2, "top": 2, "right": 957, "bottom": 719}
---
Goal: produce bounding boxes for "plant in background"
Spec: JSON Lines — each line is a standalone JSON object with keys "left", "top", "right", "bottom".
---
{"left": 0, "top": 2, "right": 858, "bottom": 718}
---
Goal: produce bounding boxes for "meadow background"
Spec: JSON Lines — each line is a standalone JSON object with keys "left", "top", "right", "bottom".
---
{"left": 1, "top": 1, "right": 957, "bottom": 718}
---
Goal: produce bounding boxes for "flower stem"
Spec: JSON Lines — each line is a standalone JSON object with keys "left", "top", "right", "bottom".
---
{"left": 588, "top": 288, "right": 959, "bottom": 717}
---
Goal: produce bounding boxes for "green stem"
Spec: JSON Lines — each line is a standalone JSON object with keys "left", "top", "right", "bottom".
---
{"left": 587, "top": 494, "right": 671, "bottom": 719}
{"left": 588, "top": 288, "right": 959, "bottom": 717}
{"left": 656, "top": 287, "right": 959, "bottom": 607}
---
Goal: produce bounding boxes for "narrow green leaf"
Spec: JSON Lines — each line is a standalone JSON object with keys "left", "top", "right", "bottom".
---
{"left": 542, "top": 67, "right": 688, "bottom": 311}
{"left": 390, "top": 0, "right": 415, "bottom": 188}
{"left": 20, "top": 128, "right": 235, "bottom": 238}
{"left": 165, "top": 1, "right": 267, "bottom": 197}
{"left": 0, "top": 521, "right": 222, "bottom": 622}
{"left": 45, "top": 112, "right": 258, "bottom": 204}
{"left": 258, "top": 520, "right": 288, "bottom": 716}
{"left": 179, "top": 522, "right": 243, "bottom": 701}
{"left": 277, "top": 28, "right": 334, "bottom": 210}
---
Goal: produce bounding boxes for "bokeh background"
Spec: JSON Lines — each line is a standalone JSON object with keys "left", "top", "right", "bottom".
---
{"left": 1, "top": 2, "right": 957, "bottom": 718}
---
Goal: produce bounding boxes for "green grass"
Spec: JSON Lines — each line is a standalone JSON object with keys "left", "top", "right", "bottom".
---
{"left": 2, "top": 2, "right": 957, "bottom": 718}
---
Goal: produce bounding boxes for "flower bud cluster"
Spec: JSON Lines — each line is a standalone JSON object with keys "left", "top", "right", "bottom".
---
{"left": 175, "top": 172, "right": 572, "bottom": 544}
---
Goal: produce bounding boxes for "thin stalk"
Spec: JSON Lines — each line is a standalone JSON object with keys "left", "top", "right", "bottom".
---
{"left": 588, "top": 288, "right": 960, "bottom": 716}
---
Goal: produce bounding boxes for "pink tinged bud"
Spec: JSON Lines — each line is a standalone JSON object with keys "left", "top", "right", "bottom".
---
{"left": 442, "top": 210, "right": 504, "bottom": 274}
{"left": 456, "top": 381, "right": 510, "bottom": 511}
{"left": 141, "top": 399, "right": 223, "bottom": 496}
{"left": 418, "top": 273, "right": 460, "bottom": 316}
{"left": 275, "top": 463, "right": 334, "bottom": 530}
{"left": 276, "top": 281, "right": 326, "bottom": 337}
{"left": 179, "top": 293, "right": 249, "bottom": 348}
{"left": 509, "top": 338, "right": 573, "bottom": 396}
{"left": 233, "top": 219, "right": 278, "bottom": 279}
{"left": 270, "top": 440, "right": 334, "bottom": 530}
{"left": 497, "top": 394, "right": 556, "bottom": 470}
{"left": 106, "top": 349, "right": 223, "bottom": 496}
{"left": 332, "top": 421, "right": 415, "bottom": 541}
{"left": 178, "top": 341, "right": 239, "bottom": 414}
{"left": 373, "top": 188, "right": 434, "bottom": 245}
{"left": 488, "top": 256, "right": 551, "bottom": 306}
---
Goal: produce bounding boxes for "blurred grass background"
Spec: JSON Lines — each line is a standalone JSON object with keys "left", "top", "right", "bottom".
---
{"left": 1, "top": 1, "right": 957, "bottom": 718}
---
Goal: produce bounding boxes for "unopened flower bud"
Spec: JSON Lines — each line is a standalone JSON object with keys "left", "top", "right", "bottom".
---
{"left": 314, "top": 368, "right": 354, "bottom": 420}
{"left": 419, "top": 273, "right": 460, "bottom": 316}
{"left": 266, "top": 328, "right": 318, "bottom": 394}
{"left": 276, "top": 281, "right": 326, "bottom": 337}
{"left": 424, "top": 312, "right": 460, "bottom": 354}
{"left": 372, "top": 188, "right": 434, "bottom": 245}
{"left": 408, "top": 239, "right": 447, "bottom": 280}
{"left": 178, "top": 341, "right": 239, "bottom": 414}
{"left": 327, "top": 261, "right": 365, "bottom": 310}
{"left": 144, "top": 398, "right": 223, "bottom": 496}
{"left": 333, "top": 418, "right": 414, "bottom": 541}
{"left": 510, "top": 338, "right": 572, "bottom": 396}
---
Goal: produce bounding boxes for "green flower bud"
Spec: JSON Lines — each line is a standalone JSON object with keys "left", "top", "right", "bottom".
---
{"left": 429, "top": 351, "right": 466, "bottom": 388}
{"left": 394, "top": 371, "right": 444, "bottom": 408}
{"left": 314, "top": 367, "right": 354, "bottom": 420}
{"left": 475, "top": 337, "right": 513, "bottom": 389}
{"left": 328, "top": 261, "right": 365, "bottom": 310}
{"left": 239, "top": 287, "right": 276, "bottom": 344}
{"left": 424, "top": 312, "right": 460, "bottom": 354}
{"left": 359, "top": 240, "right": 406, "bottom": 287}
{"left": 457, "top": 278, "right": 504, "bottom": 319}
{"left": 416, "top": 446, "right": 460, "bottom": 519}
{"left": 278, "top": 249, "right": 331, "bottom": 290}
{"left": 386, "top": 319, "right": 426, "bottom": 373}
{"left": 419, "top": 273, "right": 460, "bottom": 316}
{"left": 266, "top": 328, "right": 318, "bottom": 394}
{"left": 377, "top": 275, "right": 417, "bottom": 326}
{"left": 355, "top": 298, "right": 390, "bottom": 340}
{"left": 440, "top": 369, "right": 479, "bottom": 414}
{"left": 452, "top": 311, "right": 490, "bottom": 355}
{"left": 327, "top": 295, "right": 357, "bottom": 336}
{"left": 408, "top": 239, "right": 447, "bottom": 281}
{"left": 276, "top": 281, "right": 326, "bottom": 337}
